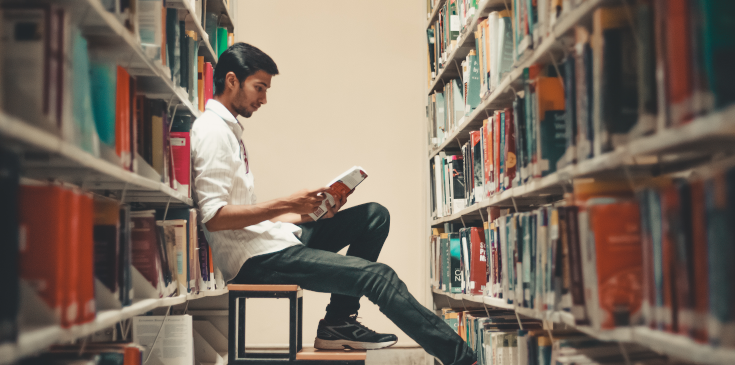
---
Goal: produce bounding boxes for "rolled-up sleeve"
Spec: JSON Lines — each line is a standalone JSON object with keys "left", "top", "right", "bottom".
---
{"left": 191, "top": 124, "right": 237, "bottom": 224}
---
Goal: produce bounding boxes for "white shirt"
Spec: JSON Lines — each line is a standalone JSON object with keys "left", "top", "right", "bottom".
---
{"left": 191, "top": 99, "right": 302, "bottom": 282}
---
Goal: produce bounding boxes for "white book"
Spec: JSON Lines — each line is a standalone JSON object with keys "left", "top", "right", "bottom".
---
{"left": 2, "top": 7, "right": 57, "bottom": 132}
{"left": 308, "top": 166, "right": 368, "bottom": 221}
{"left": 133, "top": 315, "right": 194, "bottom": 365}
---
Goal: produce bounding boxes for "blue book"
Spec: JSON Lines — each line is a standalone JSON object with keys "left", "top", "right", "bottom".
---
{"left": 89, "top": 61, "right": 117, "bottom": 147}
{"left": 72, "top": 29, "right": 100, "bottom": 156}
{"left": 705, "top": 167, "right": 735, "bottom": 346}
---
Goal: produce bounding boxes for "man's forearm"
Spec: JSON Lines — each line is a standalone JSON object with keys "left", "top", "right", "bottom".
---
{"left": 205, "top": 198, "right": 294, "bottom": 232}
{"left": 271, "top": 212, "right": 311, "bottom": 225}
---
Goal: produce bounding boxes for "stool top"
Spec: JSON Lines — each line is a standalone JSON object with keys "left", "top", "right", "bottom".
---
{"left": 227, "top": 284, "right": 301, "bottom": 292}
{"left": 296, "top": 347, "right": 367, "bottom": 360}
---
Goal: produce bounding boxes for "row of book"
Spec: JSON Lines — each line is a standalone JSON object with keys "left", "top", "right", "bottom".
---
{"left": 431, "top": 163, "right": 735, "bottom": 345}
{"left": 428, "top": 2, "right": 735, "bottom": 164}
{"left": 19, "top": 314, "right": 225, "bottom": 365}
{"left": 0, "top": 148, "right": 224, "bottom": 345}
{"left": 440, "top": 309, "right": 669, "bottom": 365}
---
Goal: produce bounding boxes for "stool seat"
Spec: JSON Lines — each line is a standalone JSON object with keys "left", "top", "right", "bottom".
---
{"left": 228, "top": 284, "right": 301, "bottom": 292}
{"left": 295, "top": 348, "right": 367, "bottom": 361}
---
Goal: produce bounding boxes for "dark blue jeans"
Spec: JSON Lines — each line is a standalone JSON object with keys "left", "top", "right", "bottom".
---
{"left": 231, "top": 202, "right": 476, "bottom": 365}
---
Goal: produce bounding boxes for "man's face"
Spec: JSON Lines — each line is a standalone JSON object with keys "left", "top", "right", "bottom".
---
{"left": 232, "top": 70, "right": 272, "bottom": 118}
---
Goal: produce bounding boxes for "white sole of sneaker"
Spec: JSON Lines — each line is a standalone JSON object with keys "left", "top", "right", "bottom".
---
{"left": 313, "top": 337, "right": 398, "bottom": 350}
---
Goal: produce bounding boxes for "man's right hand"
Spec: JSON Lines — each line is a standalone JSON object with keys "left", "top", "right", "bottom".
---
{"left": 287, "top": 187, "right": 330, "bottom": 215}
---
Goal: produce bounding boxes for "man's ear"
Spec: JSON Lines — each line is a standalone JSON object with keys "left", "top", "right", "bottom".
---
{"left": 226, "top": 71, "right": 239, "bottom": 92}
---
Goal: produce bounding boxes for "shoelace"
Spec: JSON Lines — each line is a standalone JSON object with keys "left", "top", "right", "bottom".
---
{"left": 346, "top": 314, "right": 376, "bottom": 333}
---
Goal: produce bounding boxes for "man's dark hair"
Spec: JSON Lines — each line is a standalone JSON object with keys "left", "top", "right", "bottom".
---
{"left": 213, "top": 43, "right": 279, "bottom": 96}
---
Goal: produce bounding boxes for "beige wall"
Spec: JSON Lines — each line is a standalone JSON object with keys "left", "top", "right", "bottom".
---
{"left": 234, "top": 0, "right": 428, "bottom": 348}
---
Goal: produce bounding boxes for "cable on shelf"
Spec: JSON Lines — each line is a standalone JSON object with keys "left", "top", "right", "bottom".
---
{"left": 619, "top": 342, "right": 632, "bottom": 365}
{"left": 515, "top": 311, "right": 524, "bottom": 330}
{"left": 145, "top": 305, "right": 171, "bottom": 364}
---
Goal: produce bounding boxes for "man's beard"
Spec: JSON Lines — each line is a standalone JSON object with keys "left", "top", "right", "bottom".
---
{"left": 233, "top": 100, "right": 252, "bottom": 118}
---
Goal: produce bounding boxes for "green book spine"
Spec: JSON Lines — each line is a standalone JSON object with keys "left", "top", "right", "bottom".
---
{"left": 217, "top": 27, "right": 228, "bottom": 57}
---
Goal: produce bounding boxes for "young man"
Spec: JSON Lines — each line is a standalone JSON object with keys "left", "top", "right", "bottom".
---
{"left": 191, "top": 43, "right": 477, "bottom": 365}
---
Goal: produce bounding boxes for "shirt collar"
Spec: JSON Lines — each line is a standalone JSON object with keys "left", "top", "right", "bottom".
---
{"left": 205, "top": 99, "right": 244, "bottom": 132}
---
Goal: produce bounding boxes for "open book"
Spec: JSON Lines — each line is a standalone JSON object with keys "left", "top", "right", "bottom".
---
{"left": 309, "top": 166, "right": 368, "bottom": 221}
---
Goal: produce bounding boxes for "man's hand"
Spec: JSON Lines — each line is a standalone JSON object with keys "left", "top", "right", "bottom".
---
{"left": 287, "top": 187, "right": 330, "bottom": 215}
{"left": 321, "top": 191, "right": 348, "bottom": 220}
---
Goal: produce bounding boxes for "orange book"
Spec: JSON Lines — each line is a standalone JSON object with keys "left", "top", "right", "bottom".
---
{"left": 197, "top": 56, "right": 205, "bottom": 111}
{"left": 116, "top": 66, "right": 132, "bottom": 170}
{"left": 161, "top": 6, "right": 167, "bottom": 65}
{"left": 77, "top": 192, "right": 96, "bottom": 324}
{"left": 585, "top": 199, "right": 643, "bottom": 329}
{"left": 665, "top": 0, "right": 693, "bottom": 126}
{"left": 64, "top": 190, "right": 81, "bottom": 327}
{"left": 534, "top": 77, "right": 565, "bottom": 177}
{"left": 19, "top": 185, "right": 71, "bottom": 327}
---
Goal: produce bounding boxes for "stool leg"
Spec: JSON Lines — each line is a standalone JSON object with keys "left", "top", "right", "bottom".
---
{"left": 289, "top": 292, "right": 298, "bottom": 361}
{"left": 238, "top": 297, "right": 246, "bottom": 359}
{"left": 228, "top": 293, "right": 236, "bottom": 364}
{"left": 297, "top": 296, "right": 303, "bottom": 352}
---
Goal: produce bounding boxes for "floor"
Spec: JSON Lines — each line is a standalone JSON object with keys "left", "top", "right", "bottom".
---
{"left": 364, "top": 347, "right": 430, "bottom": 365}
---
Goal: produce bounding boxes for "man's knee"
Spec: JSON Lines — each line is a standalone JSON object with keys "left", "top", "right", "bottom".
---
{"left": 366, "top": 202, "right": 390, "bottom": 229}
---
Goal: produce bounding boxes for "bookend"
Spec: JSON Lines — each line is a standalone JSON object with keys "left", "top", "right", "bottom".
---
{"left": 227, "top": 284, "right": 366, "bottom": 364}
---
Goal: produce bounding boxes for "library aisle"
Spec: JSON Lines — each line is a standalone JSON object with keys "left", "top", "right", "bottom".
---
{"left": 426, "top": 0, "right": 735, "bottom": 364}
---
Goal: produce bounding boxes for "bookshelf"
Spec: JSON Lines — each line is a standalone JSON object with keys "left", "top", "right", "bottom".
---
{"left": 169, "top": 0, "right": 218, "bottom": 64}
{"left": 0, "top": 289, "right": 229, "bottom": 365}
{"left": 425, "top": 0, "right": 735, "bottom": 364}
{"left": 0, "top": 0, "right": 236, "bottom": 363}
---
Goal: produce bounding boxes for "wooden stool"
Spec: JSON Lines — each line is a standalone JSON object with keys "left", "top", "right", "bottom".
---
{"left": 227, "top": 284, "right": 366, "bottom": 364}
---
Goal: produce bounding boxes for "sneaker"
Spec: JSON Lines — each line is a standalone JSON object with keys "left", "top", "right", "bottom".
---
{"left": 314, "top": 314, "right": 398, "bottom": 350}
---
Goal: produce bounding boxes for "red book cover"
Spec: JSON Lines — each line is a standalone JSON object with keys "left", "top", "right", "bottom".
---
{"left": 19, "top": 185, "right": 70, "bottom": 327}
{"left": 77, "top": 192, "right": 96, "bottom": 324}
{"left": 170, "top": 131, "right": 191, "bottom": 197}
{"left": 665, "top": 0, "right": 694, "bottom": 126}
{"left": 588, "top": 200, "right": 643, "bottom": 329}
{"left": 116, "top": 66, "right": 132, "bottom": 170}
{"left": 64, "top": 189, "right": 81, "bottom": 327}
{"left": 469, "top": 227, "right": 488, "bottom": 296}
{"left": 204, "top": 62, "right": 213, "bottom": 105}
{"left": 483, "top": 119, "right": 493, "bottom": 196}
{"left": 504, "top": 108, "right": 516, "bottom": 189}
{"left": 493, "top": 111, "right": 501, "bottom": 193}
{"left": 690, "top": 180, "right": 709, "bottom": 343}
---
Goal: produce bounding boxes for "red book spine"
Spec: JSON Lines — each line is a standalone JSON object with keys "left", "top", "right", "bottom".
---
{"left": 116, "top": 66, "right": 132, "bottom": 170}
{"left": 494, "top": 111, "right": 501, "bottom": 193}
{"left": 77, "top": 192, "right": 96, "bottom": 324}
{"left": 204, "top": 62, "right": 214, "bottom": 105}
{"left": 665, "top": 0, "right": 694, "bottom": 126}
{"left": 170, "top": 131, "right": 191, "bottom": 197}
{"left": 64, "top": 189, "right": 80, "bottom": 327}
{"left": 19, "top": 185, "right": 69, "bottom": 326}
{"left": 131, "top": 215, "right": 161, "bottom": 294}
{"left": 469, "top": 227, "right": 488, "bottom": 295}
{"left": 484, "top": 120, "right": 493, "bottom": 196}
